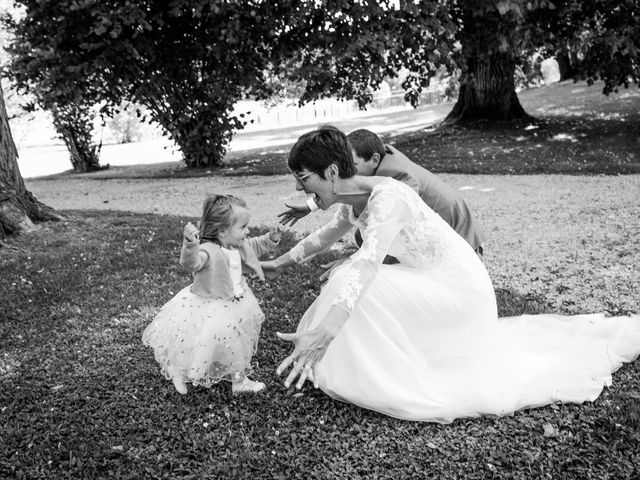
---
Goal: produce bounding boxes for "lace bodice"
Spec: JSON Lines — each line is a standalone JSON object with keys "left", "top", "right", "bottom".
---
{"left": 289, "top": 178, "right": 459, "bottom": 313}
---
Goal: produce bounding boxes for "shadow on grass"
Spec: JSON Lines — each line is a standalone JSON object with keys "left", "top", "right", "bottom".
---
{"left": 109, "top": 110, "right": 640, "bottom": 179}
{"left": 394, "top": 113, "right": 640, "bottom": 175}
{"left": 495, "top": 288, "right": 551, "bottom": 317}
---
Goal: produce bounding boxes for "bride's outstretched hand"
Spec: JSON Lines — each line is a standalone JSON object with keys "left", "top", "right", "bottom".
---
{"left": 276, "top": 328, "right": 333, "bottom": 389}
{"left": 277, "top": 308, "right": 348, "bottom": 389}
{"left": 277, "top": 202, "right": 310, "bottom": 227}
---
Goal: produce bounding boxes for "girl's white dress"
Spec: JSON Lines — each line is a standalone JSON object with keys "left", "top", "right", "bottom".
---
{"left": 290, "top": 178, "right": 640, "bottom": 422}
{"left": 142, "top": 247, "right": 264, "bottom": 386}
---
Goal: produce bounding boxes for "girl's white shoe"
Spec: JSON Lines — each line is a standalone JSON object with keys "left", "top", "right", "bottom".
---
{"left": 232, "top": 378, "right": 265, "bottom": 395}
{"left": 172, "top": 377, "right": 188, "bottom": 395}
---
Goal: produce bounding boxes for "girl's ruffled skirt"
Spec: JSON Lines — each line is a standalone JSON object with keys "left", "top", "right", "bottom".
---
{"left": 142, "top": 285, "right": 264, "bottom": 387}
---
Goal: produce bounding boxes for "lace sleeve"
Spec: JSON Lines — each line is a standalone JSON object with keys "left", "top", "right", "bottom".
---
{"left": 332, "top": 189, "right": 409, "bottom": 312}
{"left": 288, "top": 205, "right": 354, "bottom": 263}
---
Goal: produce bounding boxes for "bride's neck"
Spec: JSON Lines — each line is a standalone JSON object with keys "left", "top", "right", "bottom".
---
{"left": 335, "top": 176, "right": 377, "bottom": 211}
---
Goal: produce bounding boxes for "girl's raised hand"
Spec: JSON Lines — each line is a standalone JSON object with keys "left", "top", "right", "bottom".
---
{"left": 183, "top": 222, "right": 200, "bottom": 243}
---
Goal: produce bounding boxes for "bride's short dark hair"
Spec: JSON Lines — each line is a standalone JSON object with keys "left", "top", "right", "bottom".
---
{"left": 288, "top": 125, "right": 357, "bottom": 179}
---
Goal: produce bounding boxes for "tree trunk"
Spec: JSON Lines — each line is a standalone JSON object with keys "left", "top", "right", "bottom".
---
{"left": 58, "top": 124, "right": 103, "bottom": 173}
{"left": 445, "top": 52, "right": 531, "bottom": 124}
{"left": 0, "top": 81, "right": 61, "bottom": 239}
{"left": 445, "top": 5, "right": 532, "bottom": 125}
{"left": 51, "top": 106, "right": 104, "bottom": 173}
{"left": 556, "top": 48, "right": 579, "bottom": 82}
{"left": 140, "top": 84, "right": 237, "bottom": 169}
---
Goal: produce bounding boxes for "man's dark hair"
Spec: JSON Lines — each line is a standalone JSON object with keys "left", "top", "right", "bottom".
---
{"left": 288, "top": 125, "right": 357, "bottom": 179}
{"left": 347, "top": 129, "right": 386, "bottom": 161}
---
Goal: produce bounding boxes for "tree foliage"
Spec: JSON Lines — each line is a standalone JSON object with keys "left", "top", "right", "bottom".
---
{"left": 276, "top": 0, "right": 640, "bottom": 122}
{"left": 3, "top": 0, "right": 291, "bottom": 168}
{"left": 50, "top": 103, "right": 103, "bottom": 173}
{"left": 274, "top": 1, "right": 457, "bottom": 109}
{"left": 529, "top": 0, "right": 640, "bottom": 94}
{"left": 2, "top": 0, "right": 638, "bottom": 167}
{"left": 1, "top": 3, "right": 104, "bottom": 172}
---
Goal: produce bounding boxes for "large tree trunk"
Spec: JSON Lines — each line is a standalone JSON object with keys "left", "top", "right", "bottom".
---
{"left": 0, "top": 81, "right": 61, "bottom": 239}
{"left": 445, "top": 5, "right": 532, "bottom": 124}
{"left": 51, "top": 106, "right": 104, "bottom": 173}
{"left": 445, "top": 52, "right": 531, "bottom": 124}
{"left": 556, "top": 48, "right": 580, "bottom": 82}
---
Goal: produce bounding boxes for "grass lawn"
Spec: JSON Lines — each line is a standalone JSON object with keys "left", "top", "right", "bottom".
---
{"left": 2, "top": 82, "right": 640, "bottom": 479}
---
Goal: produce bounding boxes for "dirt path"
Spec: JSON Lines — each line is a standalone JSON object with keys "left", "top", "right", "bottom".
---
{"left": 26, "top": 171, "right": 640, "bottom": 233}
{"left": 25, "top": 172, "right": 640, "bottom": 315}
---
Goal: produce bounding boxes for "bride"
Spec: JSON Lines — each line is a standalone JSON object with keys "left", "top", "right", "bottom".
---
{"left": 262, "top": 125, "right": 640, "bottom": 423}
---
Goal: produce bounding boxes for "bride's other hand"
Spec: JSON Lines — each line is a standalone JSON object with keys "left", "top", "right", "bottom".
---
{"left": 276, "top": 329, "right": 333, "bottom": 389}
{"left": 276, "top": 307, "right": 349, "bottom": 389}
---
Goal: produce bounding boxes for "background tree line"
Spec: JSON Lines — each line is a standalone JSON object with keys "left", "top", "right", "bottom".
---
{"left": 1, "top": 0, "right": 639, "bottom": 237}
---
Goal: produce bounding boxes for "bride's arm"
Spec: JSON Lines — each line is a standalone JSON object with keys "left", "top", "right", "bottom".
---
{"left": 277, "top": 189, "right": 411, "bottom": 387}
{"left": 331, "top": 190, "right": 409, "bottom": 312}
{"left": 262, "top": 205, "right": 354, "bottom": 275}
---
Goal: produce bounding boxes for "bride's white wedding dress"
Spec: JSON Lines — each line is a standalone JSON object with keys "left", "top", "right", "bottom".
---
{"left": 288, "top": 178, "right": 640, "bottom": 422}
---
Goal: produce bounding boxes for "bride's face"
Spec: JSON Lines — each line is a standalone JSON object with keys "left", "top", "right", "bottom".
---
{"left": 294, "top": 166, "right": 335, "bottom": 210}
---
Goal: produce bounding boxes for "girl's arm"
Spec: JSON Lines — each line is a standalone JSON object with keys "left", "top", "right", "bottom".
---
{"left": 179, "top": 222, "right": 209, "bottom": 272}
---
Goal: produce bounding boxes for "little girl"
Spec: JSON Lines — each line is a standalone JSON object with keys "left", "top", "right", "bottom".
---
{"left": 142, "top": 194, "right": 282, "bottom": 395}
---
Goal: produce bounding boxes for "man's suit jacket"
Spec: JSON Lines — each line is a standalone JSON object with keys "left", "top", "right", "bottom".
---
{"left": 377, "top": 148, "right": 485, "bottom": 252}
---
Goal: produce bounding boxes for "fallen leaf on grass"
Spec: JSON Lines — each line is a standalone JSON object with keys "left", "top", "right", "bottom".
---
{"left": 543, "top": 423, "right": 558, "bottom": 437}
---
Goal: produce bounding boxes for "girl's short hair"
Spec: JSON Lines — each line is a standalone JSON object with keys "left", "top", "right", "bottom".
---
{"left": 199, "top": 194, "right": 246, "bottom": 243}
{"left": 347, "top": 129, "right": 386, "bottom": 161}
{"left": 288, "top": 125, "right": 357, "bottom": 179}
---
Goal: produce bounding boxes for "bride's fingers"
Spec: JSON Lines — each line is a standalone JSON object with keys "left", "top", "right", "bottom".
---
{"left": 305, "top": 354, "right": 322, "bottom": 389}
{"left": 284, "top": 360, "right": 306, "bottom": 388}
{"left": 294, "top": 358, "right": 317, "bottom": 389}
{"left": 276, "top": 353, "right": 297, "bottom": 376}
{"left": 296, "top": 366, "right": 311, "bottom": 389}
